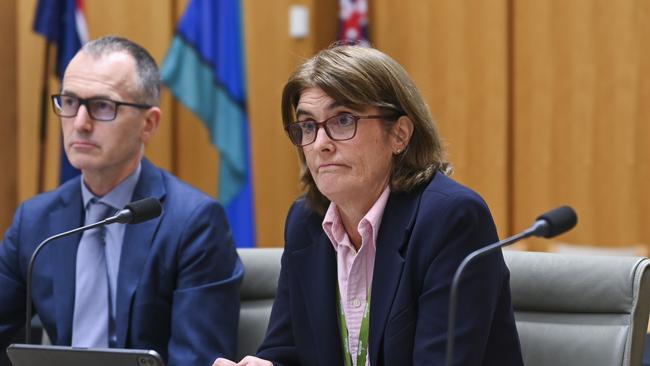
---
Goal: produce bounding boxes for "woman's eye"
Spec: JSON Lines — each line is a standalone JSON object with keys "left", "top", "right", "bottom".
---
{"left": 336, "top": 114, "right": 356, "bottom": 127}
{"left": 301, "top": 121, "right": 317, "bottom": 133}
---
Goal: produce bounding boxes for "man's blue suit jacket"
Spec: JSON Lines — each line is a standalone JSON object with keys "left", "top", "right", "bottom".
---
{"left": 0, "top": 159, "right": 243, "bottom": 366}
{"left": 258, "top": 172, "right": 523, "bottom": 366}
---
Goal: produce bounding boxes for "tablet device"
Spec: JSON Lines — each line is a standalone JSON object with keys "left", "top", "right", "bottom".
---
{"left": 6, "top": 344, "right": 165, "bottom": 366}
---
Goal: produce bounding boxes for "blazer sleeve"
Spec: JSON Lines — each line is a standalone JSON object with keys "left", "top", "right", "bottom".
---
{"left": 410, "top": 193, "right": 516, "bottom": 365}
{"left": 166, "top": 199, "right": 244, "bottom": 366}
{"left": 0, "top": 204, "right": 29, "bottom": 351}
{"left": 255, "top": 248, "right": 298, "bottom": 366}
{"left": 255, "top": 200, "right": 303, "bottom": 366}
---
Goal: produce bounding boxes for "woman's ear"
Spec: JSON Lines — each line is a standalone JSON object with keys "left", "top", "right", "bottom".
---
{"left": 391, "top": 115, "right": 414, "bottom": 154}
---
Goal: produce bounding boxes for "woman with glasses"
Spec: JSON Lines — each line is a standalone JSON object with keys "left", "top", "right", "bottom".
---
{"left": 214, "top": 45, "right": 523, "bottom": 366}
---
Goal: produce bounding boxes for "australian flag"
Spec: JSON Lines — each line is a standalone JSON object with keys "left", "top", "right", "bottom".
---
{"left": 339, "top": 0, "right": 370, "bottom": 45}
{"left": 33, "top": 0, "right": 89, "bottom": 184}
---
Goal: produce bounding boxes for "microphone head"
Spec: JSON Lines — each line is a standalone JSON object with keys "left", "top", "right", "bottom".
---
{"left": 534, "top": 205, "right": 577, "bottom": 238}
{"left": 123, "top": 198, "right": 163, "bottom": 224}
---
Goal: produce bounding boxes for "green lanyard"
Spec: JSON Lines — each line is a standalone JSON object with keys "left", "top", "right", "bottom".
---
{"left": 337, "top": 285, "right": 371, "bottom": 366}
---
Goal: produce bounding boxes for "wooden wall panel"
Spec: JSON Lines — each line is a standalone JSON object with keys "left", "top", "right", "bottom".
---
{"left": 637, "top": 2, "right": 650, "bottom": 244}
{"left": 373, "top": 0, "right": 510, "bottom": 237}
{"left": 243, "top": 0, "right": 336, "bottom": 246}
{"left": 12, "top": 1, "right": 647, "bottom": 250}
{"left": 9, "top": 0, "right": 336, "bottom": 245}
{"left": 83, "top": 1, "right": 175, "bottom": 172}
{"left": 0, "top": 0, "right": 17, "bottom": 231}
{"left": 17, "top": 0, "right": 44, "bottom": 203}
{"left": 513, "top": 0, "right": 650, "bottom": 250}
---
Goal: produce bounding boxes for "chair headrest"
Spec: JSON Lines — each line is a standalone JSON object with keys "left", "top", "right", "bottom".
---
{"left": 504, "top": 250, "right": 650, "bottom": 313}
{"left": 238, "top": 248, "right": 283, "bottom": 300}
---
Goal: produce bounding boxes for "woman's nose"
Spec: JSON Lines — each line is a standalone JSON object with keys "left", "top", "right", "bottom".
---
{"left": 311, "top": 125, "right": 334, "bottom": 150}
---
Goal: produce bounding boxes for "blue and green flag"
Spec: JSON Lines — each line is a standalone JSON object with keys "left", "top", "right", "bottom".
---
{"left": 161, "top": 0, "right": 256, "bottom": 247}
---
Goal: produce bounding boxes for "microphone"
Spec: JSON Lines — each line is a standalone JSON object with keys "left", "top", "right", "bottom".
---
{"left": 24, "top": 197, "right": 162, "bottom": 343}
{"left": 445, "top": 205, "right": 577, "bottom": 366}
{"left": 109, "top": 197, "right": 163, "bottom": 224}
{"left": 529, "top": 205, "right": 578, "bottom": 238}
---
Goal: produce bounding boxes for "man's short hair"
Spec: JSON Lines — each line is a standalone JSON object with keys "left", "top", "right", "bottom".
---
{"left": 81, "top": 36, "right": 161, "bottom": 106}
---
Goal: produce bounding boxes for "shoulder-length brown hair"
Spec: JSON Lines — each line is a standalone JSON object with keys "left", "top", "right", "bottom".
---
{"left": 282, "top": 45, "right": 452, "bottom": 215}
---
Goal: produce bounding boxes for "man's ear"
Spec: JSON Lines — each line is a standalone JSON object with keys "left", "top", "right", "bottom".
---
{"left": 140, "top": 107, "right": 161, "bottom": 143}
{"left": 391, "top": 115, "right": 414, "bottom": 154}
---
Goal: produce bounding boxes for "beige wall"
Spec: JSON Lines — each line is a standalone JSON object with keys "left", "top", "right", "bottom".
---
{"left": 2, "top": 0, "right": 649, "bottom": 250}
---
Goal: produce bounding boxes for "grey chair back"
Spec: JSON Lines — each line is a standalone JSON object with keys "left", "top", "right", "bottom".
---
{"left": 504, "top": 250, "right": 650, "bottom": 366}
{"left": 236, "top": 248, "right": 283, "bottom": 360}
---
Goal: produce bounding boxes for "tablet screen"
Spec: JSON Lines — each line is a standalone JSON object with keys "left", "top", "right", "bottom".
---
{"left": 6, "top": 344, "right": 165, "bottom": 366}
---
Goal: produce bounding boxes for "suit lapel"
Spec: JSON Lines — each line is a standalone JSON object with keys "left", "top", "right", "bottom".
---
{"left": 292, "top": 228, "right": 343, "bottom": 365}
{"left": 368, "top": 188, "right": 421, "bottom": 364}
{"left": 49, "top": 180, "right": 84, "bottom": 345}
{"left": 115, "top": 159, "right": 165, "bottom": 347}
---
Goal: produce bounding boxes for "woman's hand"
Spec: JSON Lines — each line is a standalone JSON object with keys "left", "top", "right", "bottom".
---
{"left": 212, "top": 356, "right": 274, "bottom": 366}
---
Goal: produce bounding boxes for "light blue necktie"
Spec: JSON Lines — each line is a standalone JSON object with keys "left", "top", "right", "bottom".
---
{"left": 72, "top": 199, "right": 113, "bottom": 347}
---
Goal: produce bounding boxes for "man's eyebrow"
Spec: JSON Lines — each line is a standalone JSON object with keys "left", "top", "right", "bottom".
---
{"left": 59, "top": 90, "right": 78, "bottom": 97}
{"left": 59, "top": 91, "right": 114, "bottom": 100}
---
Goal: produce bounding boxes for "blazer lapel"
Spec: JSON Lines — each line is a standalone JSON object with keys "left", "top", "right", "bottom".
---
{"left": 49, "top": 181, "right": 84, "bottom": 345}
{"left": 292, "top": 229, "right": 343, "bottom": 365}
{"left": 115, "top": 159, "right": 165, "bottom": 347}
{"left": 368, "top": 188, "right": 421, "bottom": 364}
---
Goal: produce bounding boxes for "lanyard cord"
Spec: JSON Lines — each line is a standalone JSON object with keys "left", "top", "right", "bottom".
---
{"left": 337, "top": 284, "right": 371, "bottom": 366}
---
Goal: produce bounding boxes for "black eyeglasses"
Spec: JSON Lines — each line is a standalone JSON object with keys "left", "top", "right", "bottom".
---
{"left": 285, "top": 112, "right": 396, "bottom": 147}
{"left": 51, "top": 94, "right": 153, "bottom": 122}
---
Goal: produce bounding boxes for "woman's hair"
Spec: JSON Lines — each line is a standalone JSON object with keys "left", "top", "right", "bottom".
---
{"left": 281, "top": 45, "right": 451, "bottom": 215}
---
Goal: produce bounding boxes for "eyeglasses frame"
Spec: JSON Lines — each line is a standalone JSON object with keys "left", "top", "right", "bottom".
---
{"left": 51, "top": 94, "right": 153, "bottom": 122}
{"left": 285, "top": 113, "right": 397, "bottom": 147}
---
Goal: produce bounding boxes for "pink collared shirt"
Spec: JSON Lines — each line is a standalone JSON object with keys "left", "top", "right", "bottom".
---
{"left": 322, "top": 186, "right": 391, "bottom": 366}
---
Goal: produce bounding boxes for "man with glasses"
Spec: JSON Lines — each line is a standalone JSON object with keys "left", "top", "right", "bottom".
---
{"left": 0, "top": 36, "right": 243, "bottom": 366}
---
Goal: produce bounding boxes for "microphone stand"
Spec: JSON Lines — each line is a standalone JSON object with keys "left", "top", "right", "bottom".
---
{"left": 444, "top": 205, "right": 575, "bottom": 366}
{"left": 24, "top": 197, "right": 160, "bottom": 343}
{"left": 444, "top": 227, "right": 537, "bottom": 366}
{"left": 25, "top": 219, "right": 118, "bottom": 343}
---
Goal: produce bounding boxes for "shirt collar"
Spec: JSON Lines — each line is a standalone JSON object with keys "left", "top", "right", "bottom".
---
{"left": 323, "top": 186, "right": 391, "bottom": 252}
{"left": 81, "top": 162, "right": 142, "bottom": 210}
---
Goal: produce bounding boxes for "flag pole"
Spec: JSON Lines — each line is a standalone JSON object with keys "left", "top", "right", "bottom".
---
{"left": 37, "top": 41, "right": 52, "bottom": 193}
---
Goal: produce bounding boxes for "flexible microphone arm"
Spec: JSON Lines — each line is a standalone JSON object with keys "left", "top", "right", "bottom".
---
{"left": 444, "top": 205, "right": 577, "bottom": 366}
{"left": 24, "top": 197, "right": 162, "bottom": 343}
